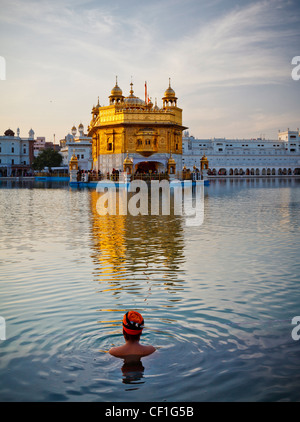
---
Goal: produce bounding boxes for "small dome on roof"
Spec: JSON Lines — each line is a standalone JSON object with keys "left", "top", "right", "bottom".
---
{"left": 111, "top": 76, "right": 123, "bottom": 96}
{"left": 111, "top": 84, "right": 122, "bottom": 96}
{"left": 153, "top": 98, "right": 160, "bottom": 111}
{"left": 164, "top": 87, "right": 175, "bottom": 97}
{"left": 124, "top": 96, "right": 145, "bottom": 106}
{"left": 164, "top": 78, "right": 176, "bottom": 98}
{"left": 70, "top": 149, "right": 78, "bottom": 161}
{"left": 4, "top": 129, "right": 15, "bottom": 137}
{"left": 124, "top": 82, "right": 146, "bottom": 107}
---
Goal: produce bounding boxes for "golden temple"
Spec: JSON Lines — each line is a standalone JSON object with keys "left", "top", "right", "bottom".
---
{"left": 88, "top": 78, "right": 187, "bottom": 175}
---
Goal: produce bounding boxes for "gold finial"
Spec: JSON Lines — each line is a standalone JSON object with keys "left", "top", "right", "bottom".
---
{"left": 130, "top": 80, "right": 134, "bottom": 95}
{"left": 116, "top": 75, "right": 118, "bottom": 85}
{"left": 169, "top": 77, "right": 171, "bottom": 88}
{"left": 71, "top": 148, "right": 77, "bottom": 160}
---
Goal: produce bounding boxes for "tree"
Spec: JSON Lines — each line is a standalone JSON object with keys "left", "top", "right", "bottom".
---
{"left": 32, "top": 148, "right": 63, "bottom": 171}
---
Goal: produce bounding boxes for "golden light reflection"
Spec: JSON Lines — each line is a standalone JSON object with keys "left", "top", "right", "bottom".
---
{"left": 90, "top": 189, "right": 127, "bottom": 279}
{"left": 88, "top": 187, "right": 186, "bottom": 300}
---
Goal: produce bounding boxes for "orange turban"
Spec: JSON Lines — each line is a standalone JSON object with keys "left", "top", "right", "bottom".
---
{"left": 123, "top": 311, "right": 144, "bottom": 335}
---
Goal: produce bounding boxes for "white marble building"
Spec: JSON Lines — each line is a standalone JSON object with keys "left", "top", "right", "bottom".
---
{"left": 0, "top": 128, "right": 35, "bottom": 176}
{"left": 60, "top": 124, "right": 93, "bottom": 171}
{"left": 182, "top": 129, "right": 300, "bottom": 176}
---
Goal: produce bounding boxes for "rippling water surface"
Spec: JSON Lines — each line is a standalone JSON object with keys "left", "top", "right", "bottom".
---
{"left": 0, "top": 178, "right": 300, "bottom": 402}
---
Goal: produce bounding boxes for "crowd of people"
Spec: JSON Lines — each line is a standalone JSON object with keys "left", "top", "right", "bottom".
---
{"left": 0, "top": 169, "right": 34, "bottom": 177}
{"left": 76, "top": 168, "right": 171, "bottom": 182}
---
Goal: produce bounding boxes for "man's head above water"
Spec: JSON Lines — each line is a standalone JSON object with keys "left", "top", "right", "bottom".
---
{"left": 109, "top": 310, "right": 155, "bottom": 361}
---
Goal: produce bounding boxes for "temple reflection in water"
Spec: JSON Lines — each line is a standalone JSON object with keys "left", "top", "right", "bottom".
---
{"left": 89, "top": 188, "right": 186, "bottom": 301}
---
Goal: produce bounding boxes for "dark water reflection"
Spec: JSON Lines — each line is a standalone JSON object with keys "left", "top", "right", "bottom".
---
{"left": 121, "top": 360, "right": 145, "bottom": 387}
{"left": 0, "top": 178, "right": 300, "bottom": 401}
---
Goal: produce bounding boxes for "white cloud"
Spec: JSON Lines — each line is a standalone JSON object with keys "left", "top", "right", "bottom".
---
{"left": 160, "top": 0, "right": 299, "bottom": 90}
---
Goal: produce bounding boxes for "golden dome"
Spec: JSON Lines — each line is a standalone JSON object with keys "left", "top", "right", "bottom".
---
{"left": 70, "top": 149, "right": 78, "bottom": 162}
{"left": 92, "top": 97, "right": 101, "bottom": 115}
{"left": 124, "top": 95, "right": 145, "bottom": 106}
{"left": 164, "top": 78, "right": 176, "bottom": 98}
{"left": 111, "top": 76, "right": 123, "bottom": 96}
{"left": 124, "top": 82, "right": 146, "bottom": 107}
{"left": 69, "top": 149, "right": 78, "bottom": 171}
{"left": 164, "top": 87, "right": 175, "bottom": 97}
{"left": 111, "top": 84, "right": 122, "bottom": 95}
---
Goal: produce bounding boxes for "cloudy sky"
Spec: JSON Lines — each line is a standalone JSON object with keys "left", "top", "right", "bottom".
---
{"left": 0, "top": 0, "right": 299, "bottom": 142}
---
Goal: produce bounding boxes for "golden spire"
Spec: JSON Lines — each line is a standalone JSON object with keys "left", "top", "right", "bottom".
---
{"left": 130, "top": 81, "right": 134, "bottom": 96}
{"left": 123, "top": 150, "right": 133, "bottom": 164}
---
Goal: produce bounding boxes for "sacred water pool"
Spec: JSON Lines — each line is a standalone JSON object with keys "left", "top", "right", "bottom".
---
{"left": 0, "top": 178, "right": 300, "bottom": 401}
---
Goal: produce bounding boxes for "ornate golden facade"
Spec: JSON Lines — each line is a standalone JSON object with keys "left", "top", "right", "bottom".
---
{"left": 88, "top": 78, "right": 187, "bottom": 174}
